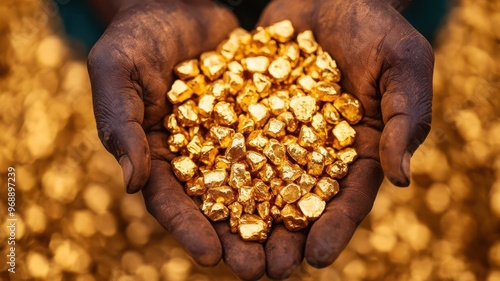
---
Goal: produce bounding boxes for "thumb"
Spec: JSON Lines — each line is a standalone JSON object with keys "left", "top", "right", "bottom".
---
{"left": 88, "top": 44, "right": 151, "bottom": 193}
{"left": 379, "top": 32, "right": 434, "bottom": 187}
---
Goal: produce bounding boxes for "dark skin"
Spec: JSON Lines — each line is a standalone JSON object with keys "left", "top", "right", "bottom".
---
{"left": 87, "top": 0, "right": 433, "bottom": 279}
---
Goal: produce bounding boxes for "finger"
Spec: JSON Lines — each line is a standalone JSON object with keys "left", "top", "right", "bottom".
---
{"left": 265, "top": 224, "right": 306, "bottom": 279}
{"left": 379, "top": 29, "right": 434, "bottom": 187}
{"left": 142, "top": 160, "right": 222, "bottom": 266}
{"left": 213, "top": 223, "right": 266, "bottom": 281}
{"left": 305, "top": 126, "right": 384, "bottom": 268}
{"left": 256, "top": 0, "right": 315, "bottom": 31}
{"left": 88, "top": 44, "right": 150, "bottom": 193}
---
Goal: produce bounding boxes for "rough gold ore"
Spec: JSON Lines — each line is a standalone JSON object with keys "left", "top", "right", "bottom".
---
{"left": 167, "top": 20, "right": 363, "bottom": 242}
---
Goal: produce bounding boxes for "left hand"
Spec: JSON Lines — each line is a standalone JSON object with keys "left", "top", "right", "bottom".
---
{"left": 250, "top": 0, "right": 434, "bottom": 278}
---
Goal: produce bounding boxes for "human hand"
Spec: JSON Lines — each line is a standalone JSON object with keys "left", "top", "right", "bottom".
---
{"left": 255, "top": 0, "right": 434, "bottom": 278}
{"left": 87, "top": 0, "right": 244, "bottom": 268}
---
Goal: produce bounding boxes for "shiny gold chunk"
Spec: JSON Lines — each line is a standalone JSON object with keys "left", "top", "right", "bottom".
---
{"left": 297, "top": 75, "right": 317, "bottom": 93}
{"left": 171, "top": 156, "right": 197, "bottom": 182}
{"left": 207, "top": 79, "right": 229, "bottom": 99}
{"left": 174, "top": 59, "right": 200, "bottom": 80}
{"left": 200, "top": 51, "right": 226, "bottom": 81}
{"left": 311, "top": 113, "right": 328, "bottom": 141}
{"left": 322, "top": 103, "right": 341, "bottom": 125}
{"left": 279, "top": 183, "right": 302, "bottom": 204}
{"left": 314, "top": 177, "right": 340, "bottom": 201}
{"left": 268, "top": 20, "right": 294, "bottom": 43}
{"left": 290, "top": 95, "right": 317, "bottom": 122}
{"left": 215, "top": 156, "right": 231, "bottom": 171}
{"left": 168, "top": 133, "right": 188, "bottom": 153}
{"left": 269, "top": 178, "right": 283, "bottom": 196}
{"left": 164, "top": 114, "right": 182, "bottom": 134}
{"left": 203, "top": 169, "right": 228, "bottom": 189}
{"left": 333, "top": 93, "right": 363, "bottom": 124}
{"left": 186, "top": 135, "right": 203, "bottom": 158}
{"left": 316, "top": 52, "right": 341, "bottom": 83}
{"left": 223, "top": 71, "right": 244, "bottom": 94}
{"left": 206, "top": 186, "right": 235, "bottom": 205}
{"left": 238, "top": 214, "right": 268, "bottom": 242}
{"left": 258, "top": 164, "right": 275, "bottom": 183}
{"left": 247, "top": 130, "right": 269, "bottom": 151}
{"left": 337, "top": 147, "right": 358, "bottom": 164}
{"left": 237, "top": 115, "right": 256, "bottom": 134}
{"left": 281, "top": 204, "right": 309, "bottom": 231}
{"left": 274, "top": 194, "right": 285, "bottom": 208}
{"left": 206, "top": 202, "right": 229, "bottom": 221}
{"left": 268, "top": 57, "right": 292, "bottom": 81}
{"left": 214, "top": 101, "right": 238, "bottom": 126}
{"left": 325, "top": 160, "right": 348, "bottom": 179}
{"left": 297, "top": 30, "right": 318, "bottom": 54}
{"left": 229, "top": 202, "right": 243, "bottom": 233}
{"left": 307, "top": 151, "right": 325, "bottom": 176}
{"left": 313, "top": 81, "right": 341, "bottom": 102}
{"left": 243, "top": 56, "right": 270, "bottom": 73}
{"left": 167, "top": 80, "right": 193, "bottom": 104}
{"left": 280, "top": 160, "right": 303, "bottom": 182}
{"left": 248, "top": 103, "right": 270, "bottom": 128}
{"left": 237, "top": 84, "right": 260, "bottom": 112}
{"left": 238, "top": 186, "right": 256, "bottom": 214}
{"left": 270, "top": 206, "right": 283, "bottom": 223}
{"left": 318, "top": 146, "right": 335, "bottom": 166}
{"left": 298, "top": 173, "right": 317, "bottom": 195}
{"left": 199, "top": 143, "right": 219, "bottom": 166}
{"left": 277, "top": 112, "right": 298, "bottom": 132}
{"left": 281, "top": 42, "right": 300, "bottom": 66}
{"left": 332, "top": 120, "right": 356, "bottom": 149}
{"left": 185, "top": 176, "right": 205, "bottom": 196}
{"left": 186, "top": 74, "right": 207, "bottom": 95}
{"left": 263, "top": 138, "right": 286, "bottom": 166}
{"left": 268, "top": 95, "right": 288, "bottom": 116}
{"left": 253, "top": 179, "right": 271, "bottom": 202}
{"left": 253, "top": 73, "right": 272, "bottom": 93}
{"left": 197, "top": 94, "right": 216, "bottom": 118}
{"left": 246, "top": 151, "right": 267, "bottom": 172}
{"left": 263, "top": 118, "right": 286, "bottom": 138}
{"left": 201, "top": 201, "right": 214, "bottom": 216}
{"left": 230, "top": 27, "right": 252, "bottom": 45}
{"left": 218, "top": 38, "right": 240, "bottom": 61}
{"left": 286, "top": 142, "right": 308, "bottom": 166}
{"left": 228, "top": 60, "right": 244, "bottom": 75}
{"left": 210, "top": 126, "right": 235, "bottom": 148}
{"left": 252, "top": 27, "right": 271, "bottom": 46}
{"left": 298, "top": 125, "right": 321, "bottom": 148}
{"left": 229, "top": 163, "right": 252, "bottom": 188}
{"left": 297, "top": 193, "right": 326, "bottom": 221}
{"left": 257, "top": 201, "right": 271, "bottom": 219}
{"left": 225, "top": 133, "right": 247, "bottom": 163}
{"left": 175, "top": 101, "right": 199, "bottom": 127}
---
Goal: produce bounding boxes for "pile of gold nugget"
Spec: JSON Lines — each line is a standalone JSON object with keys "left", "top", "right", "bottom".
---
{"left": 165, "top": 20, "right": 363, "bottom": 242}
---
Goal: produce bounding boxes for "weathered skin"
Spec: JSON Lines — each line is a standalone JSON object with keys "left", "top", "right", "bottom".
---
{"left": 87, "top": 0, "right": 433, "bottom": 280}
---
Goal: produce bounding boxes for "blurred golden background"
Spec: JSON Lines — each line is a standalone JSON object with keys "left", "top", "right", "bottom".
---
{"left": 1, "top": 0, "right": 499, "bottom": 280}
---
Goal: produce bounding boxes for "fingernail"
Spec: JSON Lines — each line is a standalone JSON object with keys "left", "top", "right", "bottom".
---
{"left": 119, "top": 156, "right": 133, "bottom": 193}
{"left": 399, "top": 151, "right": 411, "bottom": 187}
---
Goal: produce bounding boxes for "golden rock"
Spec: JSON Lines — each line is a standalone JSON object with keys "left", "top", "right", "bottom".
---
{"left": 325, "top": 160, "right": 348, "bottom": 179}
{"left": 311, "top": 112, "right": 328, "bottom": 141}
{"left": 280, "top": 183, "right": 302, "bottom": 204}
{"left": 253, "top": 73, "right": 272, "bottom": 93}
{"left": 298, "top": 125, "right": 321, "bottom": 148}
{"left": 314, "top": 177, "right": 340, "bottom": 201}
{"left": 307, "top": 151, "right": 325, "bottom": 176}
{"left": 247, "top": 130, "right": 269, "bottom": 151}
{"left": 164, "top": 114, "right": 183, "bottom": 134}
{"left": 280, "top": 160, "right": 303, "bottom": 182}
{"left": 238, "top": 214, "right": 268, "bottom": 242}
{"left": 200, "top": 51, "right": 226, "bottom": 81}
{"left": 229, "top": 202, "right": 243, "bottom": 233}
{"left": 268, "top": 20, "right": 294, "bottom": 43}
{"left": 281, "top": 42, "right": 300, "bottom": 66}
{"left": 243, "top": 56, "right": 270, "bottom": 73}
{"left": 218, "top": 38, "right": 240, "bottom": 61}
{"left": 246, "top": 151, "right": 267, "bottom": 172}
{"left": 229, "top": 163, "right": 252, "bottom": 188}
{"left": 206, "top": 186, "right": 235, "bottom": 205}
{"left": 269, "top": 57, "right": 292, "bottom": 81}
{"left": 207, "top": 79, "right": 229, "bottom": 99}
{"left": 214, "top": 101, "right": 238, "bottom": 126}
{"left": 322, "top": 102, "right": 342, "bottom": 124}
{"left": 238, "top": 186, "right": 256, "bottom": 213}
{"left": 248, "top": 103, "right": 270, "bottom": 128}
{"left": 197, "top": 94, "right": 216, "bottom": 118}
{"left": 297, "top": 193, "right": 326, "bottom": 221}
{"left": 277, "top": 111, "right": 298, "bottom": 132}
{"left": 268, "top": 95, "right": 288, "bottom": 116}
{"left": 263, "top": 118, "right": 286, "bottom": 138}
{"left": 230, "top": 27, "right": 252, "bottom": 45}
{"left": 297, "top": 75, "right": 317, "bottom": 93}
{"left": 214, "top": 156, "right": 231, "bottom": 171}
{"left": 237, "top": 115, "right": 256, "bottom": 134}
{"left": 332, "top": 120, "right": 356, "bottom": 149}
{"left": 290, "top": 95, "right": 317, "bottom": 122}
{"left": 171, "top": 156, "right": 197, "bottom": 182}
{"left": 201, "top": 201, "right": 214, "bottom": 215}
{"left": 298, "top": 173, "right": 317, "bottom": 194}
{"left": 271, "top": 205, "right": 283, "bottom": 223}
{"left": 223, "top": 71, "right": 244, "bottom": 94}
{"left": 210, "top": 126, "right": 235, "bottom": 148}
{"left": 252, "top": 27, "right": 271, "bottom": 46}
{"left": 286, "top": 142, "right": 309, "bottom": 166}
{"left": 253, "top": 179, "right": 271, "bottom": 202}
{"left": 237, "top": 84, "right": 260, "bottom": 112}
{"left": 270, "top": 178, "right": 284, "bottom": 197}
{"left": 186, "top": 135, "right": 203, "bottom": 158}
{"left": 203, "top": 169, "right": 228, "bottom": 189}
{"left": 333, "top": 93, "right": 363, "bottom": 124}
{"left": 317, "top": 146, "right": 335, "bottom": 166}
{"left": 174, "top": 59, "right": 200, "bottom": 80}
{"left": 167, "top": 80, "right": 193, "bottom": 104}
{"left": 185, "top": 176, "right": 206, "bottom": 196}
{"left": 175, "top": 101, "right": 199, "bottom": 127}
{"left": 258, "top": 164, "right": 276, "bottom": 183}
{"left": 297, "top": 30, "right": 318, "bottom": 54}
{"left": 228, "top": 60, "right": 244, "bottom": 75}
{"left": 168, "top": 133, "right": 188, "bottom": 153}
{"left": 337, "top": 147, "right": 358, "bottom": 164}
{"left": 257, "top": 201, "right": 271, "bottom": 219}
{"left": 263, "top": 138, "right": 286, "bottom": 166}
{"left": 313, "top": 81, "right": 341, "bottom": 102}
{"left": 206, "top": 202, "right": 230, "bottom": 221}
{"left": 225, "top": 133, "right": 247, "bottom": 163}
{"left": 199, "top": 143, "right": 218, "bottom": 166}
{"left": 187, "top": 74, "right": 207, "bottom": 95}
{"left": 281, "top": 204, "right": 309, "bottom": 231}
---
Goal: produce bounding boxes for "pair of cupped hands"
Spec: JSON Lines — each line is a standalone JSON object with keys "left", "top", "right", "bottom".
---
{"left": 87, "top": 0, "right": 433, "bottom": 279}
